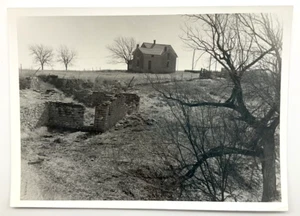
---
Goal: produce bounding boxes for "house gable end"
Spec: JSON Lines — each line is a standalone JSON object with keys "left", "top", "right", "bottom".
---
{"left": 163, "top": 45, "right": 178, "bottom": 58}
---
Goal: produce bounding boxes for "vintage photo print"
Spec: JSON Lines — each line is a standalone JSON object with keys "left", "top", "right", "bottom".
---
{"left": 9, "top": 6, "right": 292, "bottom": 211}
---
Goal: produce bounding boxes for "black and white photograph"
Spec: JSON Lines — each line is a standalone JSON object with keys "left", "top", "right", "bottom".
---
{"left": 9, "top": 6, "right": 292, "bottom": 211}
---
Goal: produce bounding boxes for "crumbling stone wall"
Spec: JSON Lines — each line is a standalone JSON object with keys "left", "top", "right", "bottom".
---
{"left": 94, "top": 93, "right": 140, "bottom": 132}
{"left": 91, "top": 92, "right": 115, "bottom": 106}
{"left": 46, "top": 102, "right": 85, "bottom": 129}
{"left": 43, "top": 93, "right": 139, "bottom": 132}
{"left": 22, "top": 89, "right": 140, "bottom": 132}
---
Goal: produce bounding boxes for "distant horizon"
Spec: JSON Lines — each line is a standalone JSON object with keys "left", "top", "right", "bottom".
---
{"left": 17, "top": 15, "right": 219, "bottom": 72}
{"left": 18, "top": 68, "right": 206, "bottom": 72}
{"left": 17, "top": 13, "right": 282, "bottom": 72}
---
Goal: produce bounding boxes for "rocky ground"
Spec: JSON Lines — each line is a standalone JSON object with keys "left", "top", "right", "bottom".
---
{"left": 19, "top": 76, "right": 280, "bottom": 201}
{"left": 20, "top": 78, "right": 178, "bottom": 200}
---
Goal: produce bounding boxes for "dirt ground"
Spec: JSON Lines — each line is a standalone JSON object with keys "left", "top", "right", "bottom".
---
{"left": 19, "top": 73, "right": 280, "bottom": 201}
{"left": 20, "top": 76, "right": 183, "bottom": 200}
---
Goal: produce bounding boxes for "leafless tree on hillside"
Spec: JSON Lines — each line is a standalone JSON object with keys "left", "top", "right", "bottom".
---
{"left": 154, "top": 97, "right": 263, "bottom": 201}
{"left": 152, "top": 13, "right": 282, "bottom": 202}
{"left": 57, "top": 45, "right": 77, "bottom": 71}
{"left": 106, "top": 36, "right": 137, "bottom": 71}
{"left": 29, "top": 44, "right": 54, "bottom": 70}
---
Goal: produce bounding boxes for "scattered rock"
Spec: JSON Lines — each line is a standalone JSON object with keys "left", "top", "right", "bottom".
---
{"left": 144, "top": 118, "right": 156, "bottom": 126}
{"left": 148, "top": 93, "right": 156, "bottom": 98}
{"left": 45, "top": 89, "right": 57, "bottom": 94}
{"left": 132, "top": 127, "right": 144, "bottom": 132}
{"left": 89, "top": 155, "right": 97, "bottom": 161}
{"left": 76, "top": 133, "right": 89, "bottom": 140}
{"left": 96, "top": 180, "right": 103, "bottom": 184}
{"left": 53, "top": 138, "right": 63, "bottom": 143}
{"left": 28, "top": 158, "right": 44, "bottom": 165}
{"left": 40, "top": 145, "right": 50, "bottom": 149}
{"left": 37, "top": 152, "right": 47, "bottom": 157}
{"left": 43, "top": 135, "right": 53, "bottom": 138}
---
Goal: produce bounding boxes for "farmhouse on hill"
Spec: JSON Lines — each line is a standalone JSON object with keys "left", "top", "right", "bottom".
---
{"left": 130, "top": 40, "right": 177, "bottom": 73}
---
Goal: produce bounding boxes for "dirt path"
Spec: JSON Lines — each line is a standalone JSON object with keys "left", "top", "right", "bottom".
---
{"left": 21, "top": 159, "right": 66, "bottom": 200}
{"left": 21, "top": 159, "right": 44, "bottom": 200}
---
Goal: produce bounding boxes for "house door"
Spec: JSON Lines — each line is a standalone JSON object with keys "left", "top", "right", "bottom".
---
{"left": 148, "top": 60, "right": 152, "bottom": 70}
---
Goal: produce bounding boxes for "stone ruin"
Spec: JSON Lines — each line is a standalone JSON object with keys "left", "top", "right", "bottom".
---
{"left": 47, "top": 102, "right": 85, "bottom": 129}
{"left": 44, "top": 92, "right": 140, "bottom": 132}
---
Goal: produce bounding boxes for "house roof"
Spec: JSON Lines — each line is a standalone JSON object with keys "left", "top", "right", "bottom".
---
{"left": 135, "top": 42, "right": 178, "bottom": 57}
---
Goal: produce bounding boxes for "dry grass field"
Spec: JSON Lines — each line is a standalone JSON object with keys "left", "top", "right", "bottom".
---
{"left": 19, "top": 69, "right": 280, "bottom": 201}
{"left": 19, "top": 70, "right": 200, "bottom": 200}
{"left": 19, "top": 69, "right": 200, "bottom": 86}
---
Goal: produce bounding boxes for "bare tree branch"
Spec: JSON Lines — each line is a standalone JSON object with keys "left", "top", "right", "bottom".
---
{"left": 158, "top": 13, "right": 283, "bottom": 202}
{"left": 106, "top": 36, "right": 137, "bottom": 71}
{"left": 29, "top": 44, "right": 54, "bottom": 70}
{"left": 57, "top": 45, "right": 77, "bottom": 71}
{"left": 182, "top": 146, "right": 263, "bottom": 180}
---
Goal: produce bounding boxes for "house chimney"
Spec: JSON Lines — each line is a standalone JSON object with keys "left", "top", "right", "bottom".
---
{"left": 136, "top": 44, "right": 139, "bottom": 48}
{"left": 153, "top": 40, "right": 156, "bottom": 45}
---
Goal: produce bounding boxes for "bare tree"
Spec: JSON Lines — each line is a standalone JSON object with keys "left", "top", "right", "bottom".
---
{"left": 149, "top": 77, "right": 263, "bottom": 201}
{"left": 57, "top": 45, "right": 77, "bottom": 71}
{"left": 160, "top": 106, "right": 262, "bottom": 200}
{"left": 106, "top": 36, "right": 137, "bottom": 71}
{"left": 29, "top": 44, "right": 54, "bottom": 70}
{"left": 156, "top": 13, "right": 282, "bottom": 202}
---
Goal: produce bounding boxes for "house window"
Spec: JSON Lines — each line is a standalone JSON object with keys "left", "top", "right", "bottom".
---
{"left": 167, "top": 53, "right": 170, "bottom": 60}
{"left": 151, "top": 55, "right": 154, "bottom": 57}
{"left": 166, "top": 61, "right": 170, "bottom": 68}
{"left": 137, "top": 59, "right": 140, "bottom": 67}
{"left": 148, "top": 61, "right": 152, "bottom": 70}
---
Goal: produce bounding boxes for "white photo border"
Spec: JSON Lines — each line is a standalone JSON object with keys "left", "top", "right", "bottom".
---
{"left": 9, "top": 6, "right": 292, "bottom": 211}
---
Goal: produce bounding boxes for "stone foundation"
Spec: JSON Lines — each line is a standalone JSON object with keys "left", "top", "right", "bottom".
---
{"left": 94, "top": 93, "right": 140, "bottom": 132}
{"left": 37, "top": 92, "right": 140, "bottom": 132}
{"left": 46, "top": 102, "right": 85, "bottom": 129}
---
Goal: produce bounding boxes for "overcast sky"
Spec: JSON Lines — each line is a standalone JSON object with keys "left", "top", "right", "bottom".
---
{"left": 17, "top": 15, "right": 209, "bottom": 71}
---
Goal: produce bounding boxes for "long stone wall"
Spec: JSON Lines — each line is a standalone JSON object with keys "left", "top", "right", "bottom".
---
{"left": 46, "top": 102, "right": 85, "bottom": 129}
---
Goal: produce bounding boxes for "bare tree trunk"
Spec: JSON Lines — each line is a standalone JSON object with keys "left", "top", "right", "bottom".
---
{"left": 261, "top": 128, "right": 277, "bottom": 202}
{"left": 192, "top": 49, "right": 195, "bottom": 70}
{"left": 65, "top": 64, "right": 68, "bottom": 71}
{"left": 41, "top": 63, "right": 44, "bottom": 70}
{"left": 209, "top": 55, "right": 212, "bottom": 71}
{"left": 215, "top": 60, "right": 217, "bottom": 71}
